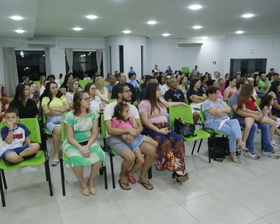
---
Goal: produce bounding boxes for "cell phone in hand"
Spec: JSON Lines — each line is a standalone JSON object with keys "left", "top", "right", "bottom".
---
{"left": 167, "top": 126, "right": 173, "bottom": 131}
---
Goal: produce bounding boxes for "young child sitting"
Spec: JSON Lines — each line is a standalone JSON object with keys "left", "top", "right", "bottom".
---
{"left": 112, "top": 101, "right": 157, "bottom": 184}
{"left": 0, "top": 107, "right": 40, "bottom": 165}
{"left": 237, "top": 84, "right": 277, "bottom": 148}
{"left": 260, "top": 94, "right": 280, "bottom": 146}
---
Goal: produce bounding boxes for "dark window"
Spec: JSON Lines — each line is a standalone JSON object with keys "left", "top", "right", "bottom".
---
{"left": 230, "top": 58, "right": 267, "bottom": 77}
{"left": 65, "top": 51, "right": 103, "bottom": 79}
{"left": 119, "top": 45, "right": 124, "bottom": 73}
{"left": 15, "top": 51, "right": 46, "bottom": 82}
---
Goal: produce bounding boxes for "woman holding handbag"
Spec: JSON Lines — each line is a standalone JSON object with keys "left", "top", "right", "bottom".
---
{"left": 138, "top": 82, "right": 189, "bottom": 184}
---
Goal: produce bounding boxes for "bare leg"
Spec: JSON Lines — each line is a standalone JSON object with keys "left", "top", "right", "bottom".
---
{"left": 261, "top": 117, "right": 276, "bottom": 140}
{"left": 138, "top": 142, "right": 156, "bottom": 189}
{"left": 87, "top": 161, "right": 102, "bottom": 188}
{"left": 72, "top": 166, "right": 88, "bottom": 191}
{"left": 119, "top": 149, "right": 135, "bottom": 189}
{"left": 142, "top": 136, "right": 158, "bottom": 148}
{"left": 19, "top": 143, "right": 40, "bottom": 157}
{"left": 52, "top": 126, "right": 61, "bottom": 160}
{"left": 242, "top": 118, "right": 254, "bottom": 142}
{"left": 5, "top": 152, "right": 24, "bottom": 163}
{"left": 193, "top": 112, "right": 200, "bottom": 124}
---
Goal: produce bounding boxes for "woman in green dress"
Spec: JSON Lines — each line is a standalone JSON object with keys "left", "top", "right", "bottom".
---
{"left": 62, "top": 91, "right": 105, "bottom": 196}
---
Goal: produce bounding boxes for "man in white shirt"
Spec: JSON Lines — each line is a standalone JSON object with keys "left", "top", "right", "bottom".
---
{"left": 104, "top": 84, "right": 156, "bottom": 190}
{"left": 212, "top": 71, "right": 221, "bottom": 81}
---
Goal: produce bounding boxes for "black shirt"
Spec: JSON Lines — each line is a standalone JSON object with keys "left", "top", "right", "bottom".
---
{"left": 9, "top": 99, "right": 39, "bottom": 118}
{"left": 187, "top": 88, "right": 204, "bottom": 103}
{"left": 164, "top": 89, "right": 185, "bottom": 102}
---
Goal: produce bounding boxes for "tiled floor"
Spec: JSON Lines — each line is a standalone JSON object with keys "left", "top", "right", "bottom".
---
{"left": 1, "top": 133, "right": 280, "bottom": 224}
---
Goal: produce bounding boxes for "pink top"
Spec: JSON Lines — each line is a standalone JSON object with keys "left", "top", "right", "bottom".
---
{"left": 111, "top": 117, "right": 133, "bottom": 136}
{"left": 138, "top": 97, "right": 167, "bottom": 124}
{"left": 217, "top": 90, "right": 223, "bottom": 99}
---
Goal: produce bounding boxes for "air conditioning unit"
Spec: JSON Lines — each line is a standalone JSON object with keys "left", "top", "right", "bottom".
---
{"left": 26, "top": 37, "right": 57, "bottom": 47}
{"left": 177, "top": 42, "right": 203, "bottom": 47}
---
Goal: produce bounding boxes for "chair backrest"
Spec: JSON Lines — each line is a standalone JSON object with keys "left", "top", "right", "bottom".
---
{"left": 60, "top": 116, "right": 66, "bottom": 141}
{"left": 169, "top": 105, "right": 194, "bottom": 127}
{"left": 181, "top": 67, "right": 189, "bottom": 74}
{"left": 0, "top": 118, "right": 42, "bottom": 143}
{"left": 100, "top": 114, "right": 107, "bottom": 138}
{"left": 199, "top": 104, "right": 206, "bottom": 123}
{"left": 256, "top": 98, "right": 261, "bottom": 106}
{"left": 109, "top": 99, "right": 117, "bottom": 104}
{"left": 79, "top": 80, "right": 93, "bottom": 90}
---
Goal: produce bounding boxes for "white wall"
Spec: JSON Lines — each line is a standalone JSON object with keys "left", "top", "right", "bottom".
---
{"left": 105, "top": 35, "right": 147, "bottom": 79}
{"left": 146, "top": 38, "right": 225, "bottom": 75}
{"left": 224, "top": 34, "right": 280, "bottom": 74}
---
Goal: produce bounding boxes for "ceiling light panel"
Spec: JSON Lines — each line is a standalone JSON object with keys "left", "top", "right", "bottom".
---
{"left": 188, "top": 5, "right": 202, "bottom": 10}
{"left": 86, "top": 15, "right": 98, "bottom": 19}
{"left": 162, "top": 33, "right": 170, "bottom": 36}
{"left": 15, "top": 29, "right": 25, "bottom": 33}
{"left": 235, "top": 30, "right": 244, "bottom": 34}
{"left": 10, "top": 15, "right": 24, "bottom": 20}
{"left": 193, "top": 25, "right": 202, "bottom": 29}
{"left": 73, "top": 27, "right": 82, "bottom": 31}
{"left": 242, "top": 14, "right": 254, "bottom": 18}
{"left": 123, "top": 30, "right": 131, "bottom": 34}
{"left": 147, "top": 20, "right": 157, "bottom": 25}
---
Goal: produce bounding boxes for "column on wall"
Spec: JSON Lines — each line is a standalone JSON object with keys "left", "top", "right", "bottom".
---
{"left": 105, "top": 36, "right": 147, "bottom": 80}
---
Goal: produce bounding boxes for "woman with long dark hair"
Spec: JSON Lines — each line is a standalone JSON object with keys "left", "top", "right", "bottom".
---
{"left": 42, "top": 81, "right": 70, "bottom": 165}
{"left": 9, "top": 83, "right": 39, "bottom": 118}
{"left": 267, "top": 81, "right": 280, "bottom": 118}
{"left": 223, "top": 78, "right": 237, "bottom": 101}
{"left": 138, "top": 82, "right": 189, "bottom": 184}
{"left": 59, "top": 73, "right": 74, "bottom": 95}
{"left": 62, "top": 91, "right": 105, "bottom": 196}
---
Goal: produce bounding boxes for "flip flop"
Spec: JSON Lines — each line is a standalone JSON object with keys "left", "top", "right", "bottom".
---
{"left": 125, "top": 171, "right": 136, "bottom": 184}
{"left": 230, "top": 157, "right": 242, "bottom": 164}
{"left": 118, "top": 179, "right": 131, "bottom": 190}
{"left": 51, "top": 159, "right": 59, "bottom": 166}
{"left": 138, "top": 181, "right": 154, "bottom": 190}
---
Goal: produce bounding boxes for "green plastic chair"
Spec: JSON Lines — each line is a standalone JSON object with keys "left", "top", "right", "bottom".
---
{"left": 256, "top": 98, "right": 261, "bottom": 106}
{"left": 0, "top": 118, "right": 53, "bottom": 207}
{"left": 169, "top": 106, "right": 210, "bottom": 160}
{"left": 161, "top": 72, "right": 166, "bottom": 78}
{"left": 181, "top": 67, "right": 189, "bottom": 74}
{"left": 79, "top": 80, "right": 93, "bottom": 90}
{"left": 199, "top": 105, "right": 228, "bottom": 162}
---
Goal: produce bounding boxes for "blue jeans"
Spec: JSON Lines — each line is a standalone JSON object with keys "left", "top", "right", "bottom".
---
{"left": 206, "top": 119, "right": 242, "bottom": 153}
{"left": 237, "top": 117, "right": 273, "bottom": 152}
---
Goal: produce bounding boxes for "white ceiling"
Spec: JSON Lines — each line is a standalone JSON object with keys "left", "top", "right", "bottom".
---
{"left": 1, "top": 0, "right": 280, "bottom": 40}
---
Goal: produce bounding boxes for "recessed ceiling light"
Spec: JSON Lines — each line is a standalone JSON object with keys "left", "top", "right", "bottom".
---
{"left": 147, "top": 20, "right": 157, "bottom": 25}
{"left": 73, "top": 27, "right": 82, "bottom": 31}
{"left": 162, "top": 33, "right": 170, "bottom": 37}
{"left": 15, "top": 29, "right": 25, "bottom": 33}
{"left": 242, "top": 14, "right": 254, "bottom": 18}
{"left": 193, "top": 26, "right": 202, "bottom": 29}
{"left": 236, "top": 30, "right": 244, "bottom": 34}
{"left": 86, "top": 15, "right": 98, "bottom": 20}
{"left": 188, "top": 5, "right": 202, "bottom": 10}
{"left": 202, "top": 36, "right": 208, "bottom": 39}
{"left": 123, "top": 30, "right": 131, "bottom": 34}
{"left": 10, "top": 15, "right": 24, "bottom": 20}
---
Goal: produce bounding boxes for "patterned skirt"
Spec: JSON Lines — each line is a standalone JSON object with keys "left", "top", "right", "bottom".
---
{"left": 142, "top": 122, "right": 185, "bottom": 172}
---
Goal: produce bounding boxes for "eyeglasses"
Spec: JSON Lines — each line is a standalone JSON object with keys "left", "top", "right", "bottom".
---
{"left": 122, "top": 90, "right": 131, "bottom": 93}
{"left": 81, "top": 97, "right": 92, "bottom": 102}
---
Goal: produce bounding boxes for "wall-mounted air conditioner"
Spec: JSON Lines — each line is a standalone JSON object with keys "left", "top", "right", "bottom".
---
{"left": 177, "top": 42, "right": 203, "bottom": 47}
{"left": 26, "top": 37, "right": 57, "bottom": 47}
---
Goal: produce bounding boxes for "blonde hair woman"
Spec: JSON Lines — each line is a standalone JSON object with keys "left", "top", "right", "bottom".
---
{"left": 94, "top": 76, "right": 111, "bottom": 106}
{"left": 65, "top": 79, "right": 80, "bottom": 108}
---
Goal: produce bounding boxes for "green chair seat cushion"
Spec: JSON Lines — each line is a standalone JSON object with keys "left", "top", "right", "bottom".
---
{"left": 0, "top": 151, "right": 45, "bottom": 170}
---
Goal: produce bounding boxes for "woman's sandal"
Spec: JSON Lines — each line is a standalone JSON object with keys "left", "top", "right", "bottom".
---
{"left": 118, "top": 179, "right": 131, "bottom": 190}
{"left": 230, "top": 157, "right": 242, "bottom": 164}
{"left": 236, "top": 142, "right": 249, "bottom": 152}
{"left": 125, "top": 171, "right": 136, "bottom": 184}
{"left": 138, "top": 181, "right": 154, "bottom": 190}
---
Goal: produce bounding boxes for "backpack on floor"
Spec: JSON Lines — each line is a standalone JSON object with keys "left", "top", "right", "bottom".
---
{"left": 208, "top": 137, "right": 230, "bottom": 158}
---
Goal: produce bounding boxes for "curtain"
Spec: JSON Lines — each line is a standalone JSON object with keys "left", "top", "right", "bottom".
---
{"left": 3, "top": 48, "right": 18, "bottom": 96}
{"left": 96, "top": 49, "right": 103, "bottom": 75}
{"left": 44, "top": 48, "right": 52, "bottom": 76}
{"left": 65, "top": 48, "right": 73, "bottom": 73}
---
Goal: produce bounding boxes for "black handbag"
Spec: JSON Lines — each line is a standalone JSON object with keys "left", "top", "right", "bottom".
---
{"left": 174, "top": 118, "right": 196, "bottom": 138}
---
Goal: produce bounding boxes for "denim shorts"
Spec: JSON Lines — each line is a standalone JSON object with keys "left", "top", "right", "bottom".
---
{"left": 122, "top": 134, "right": 144, "bottom": 152}
{"left": 1, "top": 144, "right": 31, "bottom": 160}
{"left": 46, "top": 115, "right": 64, "bottom": 132}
